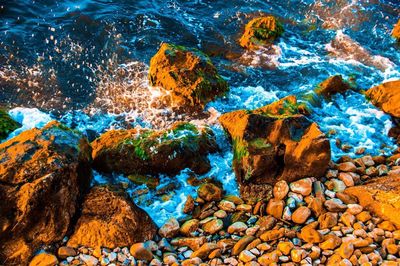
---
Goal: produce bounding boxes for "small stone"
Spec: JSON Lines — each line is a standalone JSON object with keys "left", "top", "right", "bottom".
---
{"left": 183, "top": 195, "right": 195, "bottom": 214}
{"left": 266, "top": 198, "right": 284, "bottom": 219}
{"left": 326, "top": 169, "right": 339, "bottom": 178}
{"left": 214, "top": 209, "right": 227, "bottom": 218}
{"left": 203, "top": 219, "right": 223, "bottom": 234}
{"left": 332, "top": 179, "right": 347, "bottom": 192}
{"left": 292, "top": 206, "right": 311, "bottom": 224}
{"left": 258, "top": 252, "right": 279, "bottom": 265}
{"left": 319, "top": 212, "right": 338, "bottom": 229}
{"left": 246, "top": 225, "right": 260, "bottom": 236}
{"left": 299, "top": 227, "right": 323, "bottom": 244}
{"left": 150, "top": 258, "right": 163, "bottom": 266}
{"left": 159, "top": 218, "right": 180, "bottom": 238}
{"left": 237, "top": 204, "right": 252, "bottom": 212}
{"left": 337, "top": 242, "right": 354, "bottom": 259}
{"left": 57, "top": 247, "right": 76, "bottom": 259}
{"left": 79, "top": 254, "right": 99, "bottom": 266}
{"left": 309, "top": 246, "right": 321, "bottom": 260}
{"left": 277, "top": 241, "right": 294, "bottom": 255}
{"left": 224, "top": 257, "right": 239, "bottom": 265}
{"left": 180, "top": 219, "right": 199, "bottom": 236}
{"left": 378, "top": 221, "right": 396, "bottom": 231}
{"left": 324, "top": 199, "right": 347, "bottom": 212}
{"left": 282, "top": 206, "right": 292, "bottom": 221}
{"left": 163, "top": 254, "right": 178, "bottom": 265}
{"left": 232, "top": 236, "right": 256, "bottom": 256}
{"left": 337, "top": 162, "right": 357, "bottom": 172}
{"left": 340, "top": 212, "right": 355, "bottom": 227}
{"left": 361, "top": 156, "right": 375, "bottom": 167}
{"left": 338, "top": 173, "right": 354, "bottom": 187}
{"left": 291, "top": 249, "right": 306, "bottom": 263}
{"left": 356, "top": 211, "right": 372, "bottom": 223}
{"left": 197, "top": 183, "right": 222, "bottom": 201}
{"left": 239, "top": 250, "right": 256, "bottom": 262}
{"left": 290, "top": 178, "right": 313, "bottom": 196}
{"left": 208, "top": 248, "right": 221, "bottom": 259}
{"left": 260, "top": 228, "right": 285, "bottom": 242}
{"left": 182, "top": 258, "right": 202, "bottom": 266}
{"left": 346, "top": 204, "right": 363, "bottom": 215}
{"left": 319, "top": 234, "right": 342, "bottom": 250}
{"left": 218, "top": 200, "right": 236, "bottom": 212}
{"left": 273, "top": 180, "right": 289, "bottom": 200}
{"left": 190, "top": 243, "right": 218, "bottom": 259}
{"left": 228, "top": 222, "right": 248, "bottom": 234}
{"left": 29, "top": 253, "right": 58, "bottom": 266}
{"left": 386, "top": 244, "right": 398, "bottom": 254}
{"left": 130, "top": 243, "right": 153, "bottom": 261}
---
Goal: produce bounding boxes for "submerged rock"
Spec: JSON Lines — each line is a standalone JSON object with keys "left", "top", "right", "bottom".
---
{"left": 392, "top": 19, "right": 400, "bottom": 41}
{"left": 344, "top": 174, "right": 400, "bottom": 227}
{"left": 315, "top": 75, "right": 353, "bottom": 98}
{"left": 148, "top": 43, "right": 229, "bottom": 112}
{"left": 239, "top": 16, "right": 284, "bottom": 50}
{"left": 219, "top": 96, "right": 331, "bottom": 200}
{"left": 365, "top": 80, "right": 400, "bottom": 119}
{"left": 0, "top": 109, "right": 20, "bottom": 140}
{"left": 68, "top": 185, "right": 157, "bottom": 249}
{"left": 0, "top": 121, "right": 92, "bottom": 265}
{"left": 92, "top": 122, "right": 218, "bottom": 176}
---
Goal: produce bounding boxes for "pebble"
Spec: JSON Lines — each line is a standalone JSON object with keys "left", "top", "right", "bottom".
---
{"left": 324, "top": 199, "right": 347, "bottom": 212}
{"left": 79, "top": 254, "right": 99, "bottom": 266}
{"left": 29, "top": 253, "right": 58, "bottom": 266}
{"left": 218, "top": 200, "right": 236, "bottom": 212}
{"left": 292, "top": 206, "right": 311, "bottom": 224}
{"left": 228, "top": 222, "right": 248, "bottom": 234}
{"left": 273, "top": 180, "right": 289, "bottom": 199}
{"left": 130, "top": 243, "right": 153, "bottom": 261}
{"left": 290, "top": 178, "right": 312, "bottom": 196}
{"left": 159, "top": 218, "right": 180, "bottom": 238}
{"left": 239, "top": 250, "right": 256, "bottom": 262}
{"left": 266, "top": 198, "right": 284, "bottom": 219}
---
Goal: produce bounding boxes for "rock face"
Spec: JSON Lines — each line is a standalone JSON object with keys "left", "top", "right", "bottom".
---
{"left": 68, "top": 186, "right": 157, "bottom": 248}
{"left": 219, "top": 96, "right": 331, "bottom": 200}
{"left": 365, "top": 80, "right": 400, "bottom": 119}
{"left": 0, "top": 109, "right": 20, "bottom": 140}
{"left": 344, "top": 174, "right": 400, "bottom": 227}
{"left": 392, "top": 19, "right": 400, "bottom": 41}
{"left": 92, "top": 122, "right": 218, "bottom": 176}
{"left": 315, "top": 75, "right": 352, "bottom": 98}
{"left": 148, "top": 43, "right": 229, "bottom": 112}
{"left": 0, "top": 121, "right": 92, "bottom": 265}
{"left": 239, "top": 16, "right": 284, "bottom": 50}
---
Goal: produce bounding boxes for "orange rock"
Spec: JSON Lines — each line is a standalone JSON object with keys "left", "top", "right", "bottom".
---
{"left": 299, "top": 227, "right": 323, "bottom": 244}
{"left": 345, "top": 175, "right": 400, "bottom": 227}
{"left": 239, "top": 16, "right": 284, "bottom": 50}
{"left": 266, "top": 199, "right": 285, "bottom": 219}
{"left": 29, "top": 253, "right": 58, "bottom": 266}
{"left": 292, "top": 206, "right": 311, "bottom": 224}
{"left": 0, "top": 121, "right": 92, "bottom": 265}
{"left": 318, "top": 212, "right": 338, "bottom": 229}
{"left": 219, "top": 96, "right": 330, "bottom": 200}
{"left": 315, "top": 75, "right": 352, "bottom": 98}
{"left": 273, "top": 180, "right": 289, "bottom": 200}
{"left": 365, "top": 80, "right": 400, "bottom": 118}
{"left": 148, "top": 43, "right": 228, "bottom": 111}
{"left": 392, "top": 19, "right": 400, "bottom": 41}
{"left": 67, "top": 186, "right": 156, "bottom": 249}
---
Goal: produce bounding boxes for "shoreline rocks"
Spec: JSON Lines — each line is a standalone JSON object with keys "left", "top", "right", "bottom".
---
{"left": 365, "top": 80, "right": 400, "bottom": 119}
{"left": 0, "top": 108, "right": 20, "bottom": 141}
{"left": 148, "top": 43, "right": 229, "bottom": 112}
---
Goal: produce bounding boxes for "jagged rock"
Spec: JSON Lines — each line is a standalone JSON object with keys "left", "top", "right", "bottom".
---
{"left": 0, "top": 109, "right": 20, "bottom": 141}
{"left": 0, "top": 121, "right": 92, "bottom": 265}
{"left": 148, "top": 43, "right": 229, "bottom": 112}
{"left": 344, "top": 174, "right": 400, "bottom": 227}
{"left": 68, "top": 186, "right": 157, "bottom": 248}
{"left": 315, "top": 75, "right": 352, "bottom": 98}
{"left": 29, "top": 253, "right": 58, "bottom": 266}
{"left": 239, "top": 16, "right": 284, "bottom": 50}
{"left": 219, "top": 96, "right": 330, "bottom": 200}
{"left": 92, "top": 122, "right": 218, "bottom": 176}
{"left": 392, "top": 19, "right": 400, "bottom": 41}
{"left": 365, "top": 80, "right": 400, "bottom": 119}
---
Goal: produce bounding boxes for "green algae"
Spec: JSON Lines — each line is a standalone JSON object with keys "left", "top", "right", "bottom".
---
{"left": 0, "top": 109, "right": 21, "bottom": 141}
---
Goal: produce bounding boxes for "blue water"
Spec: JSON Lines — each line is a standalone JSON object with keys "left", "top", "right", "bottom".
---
{"left": 1, "top": 0, "right": 400, "bottom": 225}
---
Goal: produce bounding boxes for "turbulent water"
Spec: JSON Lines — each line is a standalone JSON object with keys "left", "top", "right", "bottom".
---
{"left": 1, "top": 0, "right": 399, "bottom": 225}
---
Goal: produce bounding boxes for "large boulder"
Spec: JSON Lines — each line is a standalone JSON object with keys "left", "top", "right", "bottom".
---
{"left": 92, "top": 122, "right": 218, "bottom": 176}
{"left": 148, "top": 43, "right": 229, "bottom": 112}
{"left": 315, "top": 75, "right": 353, "bottom": 98}
{"left": 344, "top": 173, "right": 400, "bottom": 228}
{"left": 219, "top": 96, "right": 331, "bottom": 201}
{"left": 68, "top": 186, "right": 157, "bottom": 248}
{"left": 0, "top": 109, "right": 21, "bottom": 141}
{"left": 239, "top": 16, "right": 284, "bottom": 50}
{"left": 392, "top": 19, "right": 400, "bottom": 41}
{"left": 0, "top": 121, "right": 92, "bottom": 265}
{"left": 365, "top": 80, "right": 400, "bottom": 119}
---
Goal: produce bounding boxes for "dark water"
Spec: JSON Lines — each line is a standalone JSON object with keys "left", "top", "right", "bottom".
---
{"left": 1, "top": 0, "right": 399, "bottom": 224}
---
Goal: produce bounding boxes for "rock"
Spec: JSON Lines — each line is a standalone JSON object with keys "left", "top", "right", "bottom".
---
{"left": 170, "top": 237, "right": 206, "bottom": 251}
{"left": 203, "top": 219, "right": 223, "bottom": 234}
{"left": 219, "top": 96, "right": 330, "bottom": 200}
{"left": 324, "top": 199, "right": 347, "bottom": 212}
{"left": 277, "top": 241, "right": 294, "bottom": 256}
{"left": 239, "top": 250, "right": 256, "bottom": 263}
{"left": 315, "top": 75, "right": 352, "bottom": 98}
{"left": 392, "top": 19, "right": 400, "bottom": 41}
{"left": 68, "top": 186, "right": 156, "bottom": 248}
{"left": 307, "top": 196, "right": 325, "bottom": 217}
{"left": 239, "top": 16, "right": 284, "bottom": 50}
{"left": 0, "top": 121, "right": 92, "bottom": 265}
{"left": 0, "top": 109, "right": 20, "bottom": 141}
{"left": 290, "top": 178, "right": 313, "bottom": 196}
{"left": 344, "top": 175, "right": 400, "bottom": 227}
{"left": 260, "top": 228, "right": 285, "bottom": 242}
{"left": 356, "top": 211, "right": 372, "bottom": 223}
{"left": 258, "top": 252, "right": 279, "bottom": 265}
{"left": 365, "top": 80, "right": 400, "bottom": 118}
{"left": 337, "top": 242, "right": 354, "bottom": 259}
{"left": 319, "top": 212, "right": 338, "bottom": 229}
{"left": 340, "top": 212, "right": 355, "bottom": 227}
{"left": 346, "top": 204, "right": 363, "bottom": 215}
{"left": 228, "top": 222, "right": 248, "bottom": 234}
{"left": 292, "top": 206, "right": 311, "bottom": 224}
{"left": 180, "top": 219, "right": 199, "bottom": 236}
{"left": 159, "top": 218, "right": 180, "bottom": 238}
{"left": 92, "top": 122, "right": 218, "bottom": 176}
{"left": 218, "top": 199, "right": 236, "bottom": 212}
{"left": 291, "top": 249, "right": 307, "bottom": 263}
{"left": 378, "top": 221, "right": 396, "bottom": 231}
{"left": 338, "top": 173, "right": 354, "bottom": 187}
{"left": 232, "top": 236, "right": 256, "bottom": 256}
{"left": 337, "top": 162, "right": 357, "bottom": 172}
{"left": 29, "top": 253, "right": 58, "bottom": 266}
{"left": 319, "top": 234, "right": 342, "bottom": 250}
{"left": 190, "top": 243, "right": 218, "bottom": 259}
{"left": 79, "top": 254, "right": 99, "bottom": 266}
{"left": 148, "top": 43, "right": 228, "bottom": 111}
{"left": 57, "top": 247, "right": 76, "bottom": 259}
{"left": 127, "top": 174, "right": 160, "bottom": 189}
{"left": 130, "top": 243, "right": 153, "bottom": 261}
{"left": 183, "top": 195, "right": 195, "bottom": 214}
{"left": 198, "top": 183, "right": 222, "bottom": 202}
{"left": 266, "top": 198, "right": 284, "bottom": 219}
{"left": 299, "top": 227, "right": 323, "bottom": 244}
{"left": 273, "top": 180, "right": 289, "bottom": 200}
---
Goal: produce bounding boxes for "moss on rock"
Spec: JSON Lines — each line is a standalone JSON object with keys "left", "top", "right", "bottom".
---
{"left": 0, "top": 109, "right": 21, "bottom": 141}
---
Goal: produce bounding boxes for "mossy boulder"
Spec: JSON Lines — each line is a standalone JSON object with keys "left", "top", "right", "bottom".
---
{"left": 392, "top": 19, "right": 400, "bottom": 41}
{"left": 315, "top": 75, "right": 353, "bottom": 98}
{"left": 365, "top": 80, "right": 400, "bottom": 119}
{"left": 0, "top": 109, "right": 21, "bottom": 141}
{"left": 148, "top": 43, "right": 229, "bottom": 112}
{"left": 0, "top": 121, "right": 92, "bottom": 265}
{"left": 239, "top": 16, "right": 284, "bottom": 50}
{"left": 219, "top": 96, "right": 331, "bottom": 201}
{"left": 67, "top": 185, "right": 157, "bottom": 249}
{"left": 92, "top": 122, "right": 218, "bottom": 176}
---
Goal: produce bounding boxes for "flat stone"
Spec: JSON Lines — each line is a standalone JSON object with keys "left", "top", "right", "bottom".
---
{"left": 130, "top": 243, "right": 153, "bottom": 261}
{"left": 159, "top": 218, "right": 180, "bottom": 238}
{"left": 29, "top": 253, "right": 58, "bottom": 266}
{"left": 292, "top": 206, "right": 311, "bottom": 224}
{"left": 232, "top": 236, "right": 256, "bottom": 256}
{"left": 290, "top": 178, "right": 313, "bottom": 196}
{"left": 227, "top": 222, "right": 248, "bottom": 234}
{"left": 190, "top": 243, "right": 218, "bottom": 259}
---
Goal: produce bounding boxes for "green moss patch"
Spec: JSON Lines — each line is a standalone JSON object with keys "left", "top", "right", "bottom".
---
{"left": 0, "top": 109, "right": 21, "bottom": 141}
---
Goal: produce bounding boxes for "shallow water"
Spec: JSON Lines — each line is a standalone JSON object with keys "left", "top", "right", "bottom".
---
{"left": 1, "top": 0, "right": 399, "bottom": 225}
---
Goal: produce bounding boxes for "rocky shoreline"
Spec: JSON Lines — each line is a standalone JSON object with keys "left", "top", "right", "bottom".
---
{"left": 0, "top": 15, "right": 400, "bottom": 266}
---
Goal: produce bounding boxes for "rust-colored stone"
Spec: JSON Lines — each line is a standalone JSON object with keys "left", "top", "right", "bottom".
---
{"left": 365, "top": 80, "right": 400, "bottom": 118}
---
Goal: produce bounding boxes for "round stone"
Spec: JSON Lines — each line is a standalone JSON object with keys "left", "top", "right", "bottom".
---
{"left": 273, "top": 180, "right": 289, "bottom": 200}
{"left": 292, "top": 206, "right": 311, "bottom": 224}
